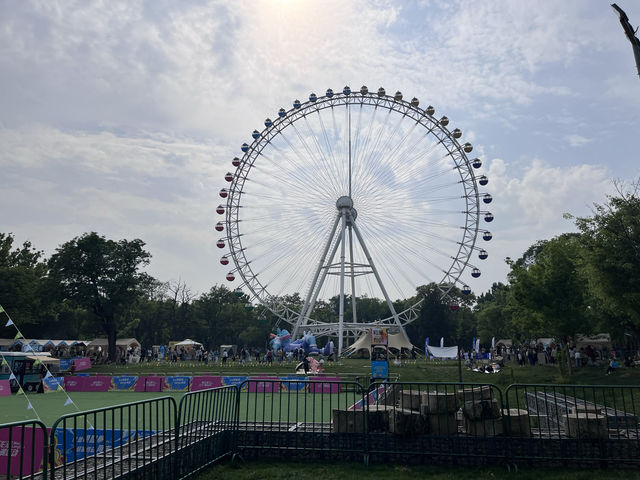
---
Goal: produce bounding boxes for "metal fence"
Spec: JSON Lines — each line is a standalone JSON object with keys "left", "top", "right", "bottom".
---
{"left": 177, "top": 385, "right": 238, "bottom": 478}
{"left": 0, "top": 419, "right": 48, "bottom": 479}
{"left": 49, "top": 396, "right": 177, "bottom": 480}
{"left": 1, "top": 381, "right": 639, "bottom": 478}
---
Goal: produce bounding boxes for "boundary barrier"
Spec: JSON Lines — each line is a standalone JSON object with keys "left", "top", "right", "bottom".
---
{"left": 1, "top": 381, "right": 639, "bottom": 478}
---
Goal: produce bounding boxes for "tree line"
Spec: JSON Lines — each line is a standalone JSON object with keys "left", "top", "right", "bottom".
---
{"left": 1, "top": 180, "right": 638, "bottom": 363}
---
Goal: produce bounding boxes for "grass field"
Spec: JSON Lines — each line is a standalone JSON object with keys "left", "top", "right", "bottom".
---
{"left": 2, "top": 358, "right": 639, "bottom": 427}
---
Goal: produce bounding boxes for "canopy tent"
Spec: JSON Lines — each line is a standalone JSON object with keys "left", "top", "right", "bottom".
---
{"left": 87, "top": 338, "right": 140, "bottom": 351}
{"left": 426, "top": 345, "right": 458, "bottom": 359}
{"left": 343, "top": 332, "right": 415, "bottom": 357}
{"left": 575, "top": 333, "right": 611, "bottom": 350}
{"left": 495, "top": 339, "right": 512, "bottom": 347}
{"left": 26, "top": 354, "right": 59, "bottom": 364}
{"left": 174, "top": 339, "right": 203, "bottom": 348}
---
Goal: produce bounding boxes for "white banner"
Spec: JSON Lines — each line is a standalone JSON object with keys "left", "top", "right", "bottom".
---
{"left": 427, "top": 345, "right": 458, "bottom": 359}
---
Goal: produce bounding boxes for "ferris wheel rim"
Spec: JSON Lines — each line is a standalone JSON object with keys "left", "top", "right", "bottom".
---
{"left": 221, "top": 87, "right": 488, "bottom": 329}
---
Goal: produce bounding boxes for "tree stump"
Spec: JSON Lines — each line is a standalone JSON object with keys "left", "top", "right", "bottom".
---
{"left": 332, "top": 408, "right": 366, "bottom": 433}
{"left": 422, "top": 391, "right": 458, "bottom": 414}
{"left": 398, "top": 389, "right": 425, "bottom": 411}
{"left": 457, "top": 385, "right": 493, "bottom": 403}
{"left": 502, "top": 408, "right": 531, "bottom": 437}
{"left": 389, "top": 407, "right": 427, "bottom": 436}
{"left": 464, "top": 416, "right": 504, "bottom": 436}
{"left": 427, "top": 412, "right": 458, "bottom": 435}
{"left": 562, "top": 412, "right": 608, "bottom": 439}
{"left": 462, "top": 398, "right": 500, "bottom": 421}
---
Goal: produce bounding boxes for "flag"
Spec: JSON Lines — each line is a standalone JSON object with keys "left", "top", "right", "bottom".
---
{"left": 16, "top": 387, "right": 24, "bottom": 395}
{"left": 475, "top": 338, "right": 480, "bottom": 353}
{"left": 440, "top": 337, "right": 444, "bottom": 348}
{"left": 45, "top": 371, "right": 52, "bottom": 379}
{"left": 27, "top": 401, "right": 33, "bottom": 410}
{"left": 33, "top": 358, "right": 41, "bottom": 366}
{"left": 472, "top": 337, "right": 476, "bottom": 352}
{"left": 14, "top": 332, "right": 23, "bottom": 340}
{"left": 425, "top": 337, "right": 429, "bottom": 348}
{"left": 56, "top": 384, "right": 64, "bottom": 392}
{"left": 5, "top": 319, "right": 13, "bottom": 327}
{"left": 0, "top": 305, "right": 4, "bottom": 313}
{"left": 1, "top": 357, "right": 7, "bottom": 366}
{"left": 491, "top": 337, "right": 495, "bottom": 349}
{"left": 64, "top": 397, "right": 73, "bottom": 406}
{"left": 9, "top": 372, "right": 16, "bottom": 381}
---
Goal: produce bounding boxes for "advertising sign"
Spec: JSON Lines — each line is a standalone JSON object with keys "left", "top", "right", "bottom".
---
{"left": 190, "top": 376, "right": 223, "bottom": 391}
{"left": 163, "top": 376, "right": 191, "bottom": 392}
{"left": 110, "top": 376, "right": 138, "bottom": 391}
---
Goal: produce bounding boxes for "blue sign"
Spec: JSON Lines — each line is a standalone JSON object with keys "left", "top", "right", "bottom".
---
{"left": 371, "top": 361, "right": 389, "bottom": 379}
{"left": 112, "top": 376, "right": 138, "bottom": 390}
{"left": 222, "top": 376, "right": 248, "bottom": 389}
{"left": 165, "top": 376, "right": 191, "bottom": 391}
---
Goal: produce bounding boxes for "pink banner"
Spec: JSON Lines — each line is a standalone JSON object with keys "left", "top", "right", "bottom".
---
{"left": 83, "top": 376, "right": 111, "bottom": 392}
{"left": 0, "top": 379, "right": 11, "bottom": 396}
{"left": 308, "top": 377, "right": 341, "bottom": 393}
{"left": 64, "top": 376, "right": 111, "bottom": 392}
{"left": 134, "top": 376, "right": 164, "bottom": 392}
{"left": 73, "top": 357, "right": 92, "bottom": 371}
{"left": 190, "top": 376, "right": 223, "bottom": 391}
{"left": 0, "top": 426, "right": 47, "bottom": 476}
{"left": 248, "top": 377, "right": 280, "bottom": 393}
{"left": 63, "top": 376, "right": 86, "bottom": 391}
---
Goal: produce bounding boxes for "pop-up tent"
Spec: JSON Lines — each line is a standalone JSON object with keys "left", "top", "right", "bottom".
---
{"left": 174, "top": 339, "right": 203, "bottom": 348}
{"left": 426, "top": 345, "right": 458, "bottom": 359}
{"left": 343, "top": 332, "right": 415, "bottom": 358}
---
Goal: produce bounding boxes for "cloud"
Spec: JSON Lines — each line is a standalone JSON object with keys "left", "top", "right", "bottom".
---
{"left": 566, "top": 134, "right": 592, "bottom": 147}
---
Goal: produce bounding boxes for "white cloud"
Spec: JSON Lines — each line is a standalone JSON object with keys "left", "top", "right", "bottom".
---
{"left": 566, "top": 134, "right": 592, "bottom": 147}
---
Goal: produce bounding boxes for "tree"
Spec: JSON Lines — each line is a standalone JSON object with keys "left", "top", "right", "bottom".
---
{"left": 0, "top": 233, "right": 51, "bottom": 335}
{"left": 506, "top": 234, "right": 592, "bottom": 372}
{"left": 574, "top": 180, "right": 640, "bottom": 338}
{"left": 48, "top": 232, "right": 152, "bottom": 361}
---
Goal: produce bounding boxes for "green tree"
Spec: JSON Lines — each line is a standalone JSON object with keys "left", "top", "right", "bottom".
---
{"left": 506, "top": 234, "right": 592, "bottom": 372}
{"left": 0, "top": 233, "right": 51, "bottom": 335}
{"left": 48, "top": 232, "right": 152, "bottom": 361}
{"left": 574, "top": 181, "right": 640, "bottom": 338}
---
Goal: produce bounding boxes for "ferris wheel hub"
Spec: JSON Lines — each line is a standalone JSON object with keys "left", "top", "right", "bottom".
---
{"left": 335, "top": 195, "right": 353, "bottom": 209}
{"left": 336, "top": 196, "right": 358, "bottom": 223}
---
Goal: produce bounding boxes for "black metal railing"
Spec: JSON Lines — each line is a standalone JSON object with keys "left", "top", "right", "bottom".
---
{"left": 1, "top": 380, "right": 639, "bottom": 478}
{"left": 177, "top": 385, "right": 238, "bottom": 478}
{"left": 0, "top": 419, "right": 48, "bottom": 479}
{"left": 48, "top": 396, "right": 177, "bottom": 479}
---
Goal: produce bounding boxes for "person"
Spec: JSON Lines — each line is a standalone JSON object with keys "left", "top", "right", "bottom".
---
{"left": 303, "top": 355, "right": 310, "bottom": 375}
{"left": 267, "top": 349, "right": 273, "bottom": 365}
{"left": 606, "top": 357, "right": 619, "bottom": 375}
{"left": 222, "top": 349, "right": 228, "bottom": 365}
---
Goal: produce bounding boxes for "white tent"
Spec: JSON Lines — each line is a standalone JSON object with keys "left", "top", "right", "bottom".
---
{"left": 343, "top": 332, "right": 415, "bottom": 357}
{"left": 174, "top": 339, "right": 203, "bottom": 348}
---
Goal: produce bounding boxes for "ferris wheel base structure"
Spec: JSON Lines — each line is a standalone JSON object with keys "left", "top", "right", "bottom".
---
{"left": 217, "top": 86, "right": 494, "bottom": 356}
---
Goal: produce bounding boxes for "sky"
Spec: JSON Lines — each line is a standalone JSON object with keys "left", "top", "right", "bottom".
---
{"left": 1, "top": 0, "right": 639, "bottom": 303}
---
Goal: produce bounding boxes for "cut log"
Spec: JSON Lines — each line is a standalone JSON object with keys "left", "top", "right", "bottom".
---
{"left": 331, "top": 406, "right": 392, "bottom": 433}
{"left": 422, "top": 391, "right": 458, "bottom": 414}
{"left": 457, "top": 385, "right": 493, "bottom": 403}
{"left": 427, "top": 412, "right": 458, "bottom": 435}
{"left": 389, "top": 407, "right": 427, "bottom": 436}
{"left": 462, "top": 398, "right": 501, "bottom": 421}
{"left": 502, "top": 408, "right": 531, "bottom": 437}
{"left": 464, "top": 416, "right": 504, "bottom": 436}
{"left": 398, "top": 389, "right": 425, "bottom": 411}
{"left": 562, "top": 412, "right": 608, "bottom": 439}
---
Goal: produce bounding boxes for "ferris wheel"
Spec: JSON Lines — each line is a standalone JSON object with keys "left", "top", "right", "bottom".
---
{"left": 216, "top": 86, "right": 493, "bottom": 355}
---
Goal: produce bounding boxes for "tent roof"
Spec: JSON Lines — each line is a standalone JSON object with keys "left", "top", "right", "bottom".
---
{"left": 87, "top": 338, "right": 140, "bottom": 348}
{"left": 575, "top": 333, "right": 611, "bottom": 347}
{"left": 174, "top": 339, "right": 203, "bottom": 346}
{"left": 496, "top": 339, "right": 512, "bottom": 347}
{"left": 343, "top": 332, "right": 415, "bottom": 356}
